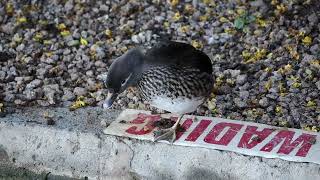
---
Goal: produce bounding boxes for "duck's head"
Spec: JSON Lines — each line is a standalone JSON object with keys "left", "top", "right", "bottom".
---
{"left": 103, "top": 48, "right": 144, "bottom": 109}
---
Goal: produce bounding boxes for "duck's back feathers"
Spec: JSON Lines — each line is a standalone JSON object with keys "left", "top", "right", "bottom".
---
{"left": 145, "top": 41, "right": 213, "bottom": 74}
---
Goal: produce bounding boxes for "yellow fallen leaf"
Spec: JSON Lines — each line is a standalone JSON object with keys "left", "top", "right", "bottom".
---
{"left": 58, "top": 23, "right": 66, "bottom": 30}
{"left": 311, "top": 126, "right": 319, "bottom": 132}
{"left": 278, "top": 120, "right": 289, "bottom": 127}
{"left": 226, "top": 78, "right": 235, "bottom": 85}
{"left": 207, "top": 98, "right": 216, "bottom": 112}
{"left": 191, "top": 40, "right": 203, "bottom": 49}
{"left": 168, "top": 0, "right": 179, "bottom": 6}
{"left": 244, "top": 49, "right": 267, "bottom": 63}
{"left": 120, "top": 46, "right": 128, "bottom": 52}
{"left": 202, "top": 0, "right": 211, "bottom": 4}
{"left": 264, "top": 80, "right": 272, "bottom": 90}
{"left": 202, "top": 0, "right": 216, "bottom": 6}
{"left": 276, "top": 4, "right": 287, "bottom": 14}
{"left": 43, "top": 40, "right": 52, "bottom": 45}
{"left": 256, "top": 18, "right": 268, "bottom": 27}
{"left": 60, "top": 30, "right": 71, "bottom": 36}
{"left": 302, "top": 36, "right": 312, "bottom": 46}
{"left": 236, "top": 9, "right": 245, "bottom": 15}
{"left": 45, "top": 52, "right": 53, "bottom": 57}
{"left": 286, "top": 45, "right": 300, "bottom": 60}
{"left": 224, "top": 28, "right": 236, "bottom": 34}
{"left": 80, "top": 37, "right": 88, "bottom": 46}
{"left": 284, "top": 64, "right": 292, "bottom": 72}
{"left": 278, "top": 64, "right": 292, "bottom": 74}
{"left": 0, "top": 102, "right": 4, "bottom": 112}
{"left": 105, "top": 29, "right": 112, "bottom": 38}
{"left": 264, "top": 67, "right": 272, "bottom": 72}
{"left": 271, "top": 0, "right": 278, "bottom": 5}
{"left": 17, "top": 17, "right": 27, "bottom": 23}
{"left": 173, "top": 12, "right": 181, "bottom": 21}
{"left": 306, "top": 100, "right": 316, "bottom": 107}
{"left": 241, "top": 50, "right": 251, "bottom": 60}
{"left": 164, "top": 21, "right": 170, "bottom": 28}
{"left": 33, "top": 32, "right": 42, "bottom": 41}
{"left": 219, "top": 17, "right": 229, "bottom": 23}
{"left": 298, "top": 31, "right": 305, "bottom": 37}
{"left": 184, "top": 4, "right": 193, "bottom": 13}
{"left": 279, "top": 82, "right": 286, "bottom": 95}
{"left": 302, "top": 125, "right": 320, "bottom": 132}
{"left": 179, "top": 25, "right": 189, "bottom": 33}
{"left": 69, "top": 96, "right": 87, "bottom": 111}
{"left": 6, "top": 3, "right": 14, "bottom": 14}
{"left": 309, "top": 60, "right": 320, "bottom": 68}
{"left": 255, "top": 49, "right": 267, "bottom": 60}
{"left": 275, "top": 106, "right": 282, "bottom": 114}
{"left": 292, "top": 82, "right": 301, "bottom": 88}
{"left": 199, "top": 15, "right": 209, "bottom": 22}
{"left": 215, "top": 75, "right": 224, "bottom": 86}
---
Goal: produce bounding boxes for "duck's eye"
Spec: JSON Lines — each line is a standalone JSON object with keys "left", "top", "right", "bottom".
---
{"left": 121, "top": 73, "right": 133, "bottom": 86}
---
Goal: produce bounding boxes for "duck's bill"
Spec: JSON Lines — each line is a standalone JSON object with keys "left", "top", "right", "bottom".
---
{"left": 103, "top": 92, "right": 118, "bottom": 109}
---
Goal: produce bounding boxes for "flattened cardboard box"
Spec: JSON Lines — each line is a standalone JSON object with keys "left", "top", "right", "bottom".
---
{"left": 104, "top": 109, "right": 320, "bottom": 164}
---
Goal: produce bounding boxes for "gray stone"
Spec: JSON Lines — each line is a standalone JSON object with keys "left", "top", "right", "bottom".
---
{"left": 239, "top": 91, "right": 249, "bottom": 99}
{"left": 315, "top": 81, "right": 320, "bottom": 90}
{"left": 155, "top": 16, "right": 164, "bottom": 22}
{"left": 43, "top": 84, "right": 60, "bottom": 105}
{"left": 0, "top": 71, "right": 6, "bottom": 80}
{"left": 100, "top": 5, "right": 109, "bottom": 12}
{"left": 266, "top": 93, "right": 277, "bottom": 100}
{"left": 1, "top": 22, "right": 14, "bottom": 34}
{"left": 63, "top": 49, "right": 71, "bottom": 55}
{"left": 259, "top": 97, "right": 269, "bottom": 107}
{"left": 36, "top": 68, "right": 48, "bottom": 79}
{"left": 14, "top": 99, "right": 25, "bottom": 105}
{"left": 67, "top": 40, "right": 79, "bottom": 47}
{"left": 94, "top": 61, "right": 107, "bottom": 68}
{"left": 308, "top": 13, "right": 318, "bottom": 24}
{"left": 131, "top": 35, "right": 140, "bottom": 44}
{"left": 64, "top": 0, "right": 74, "bottom": 11}
{"left": 234, "top": 98, "right": 247, "bottom": 108}
{"left": 73, "top": 87, "right": 87, "bottom": 96}
{"left": 93, "top": 46, "right": 106, "bottom": 60}
{"left": 16, "top": 43, "right": 25, "bottom": 51}
{"left": 80, "top": 31, "right": 88, "bottom": 38}
{"left": 24, "top": 89, "right": 37, "bottom": 100}
{"left": 236, "top": 75, "right": 247, "bottom": 85}
{"left": 95, "top": 90, "right": 106, "bottom": 102}
{"left": 302, "top": 54, "right": 315, "bottom": 64}
{"left": 86, "top": 70, "right": 94, "bottom": 77}
{"left": 14, "top": 77, "right": 24, "bottom": 84}
{"left": 310, "top": 44, "right": 319, "bottom": 55}
{"left": 4, "top": 93, "right": 15, "bottom": 102}
{"left": 62, "top": 89, "right": 75, "bottom": 101}
{"left": 229, "top": 70, "right": 241, "bottom": 78}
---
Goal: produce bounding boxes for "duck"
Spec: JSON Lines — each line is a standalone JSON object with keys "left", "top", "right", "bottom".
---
{"left": 103, "top": 40, "right": 214, "bottom": 142}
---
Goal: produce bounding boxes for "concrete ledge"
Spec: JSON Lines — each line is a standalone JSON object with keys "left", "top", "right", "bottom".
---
{"left": 0, "top": 107, "right": 319, "bottom": 179}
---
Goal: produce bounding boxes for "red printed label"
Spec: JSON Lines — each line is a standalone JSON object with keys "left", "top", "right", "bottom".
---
{"left": 104, "top": 109, "right": 320, "bottom": 164}
{"left": 204, "top": 122, "right": 243, "bottom": 146}
{"left": 260, "top": 130, "right": 316, "bottom": 157}
{"left": 238, "top": 126, "right": 274, "bottom": 149}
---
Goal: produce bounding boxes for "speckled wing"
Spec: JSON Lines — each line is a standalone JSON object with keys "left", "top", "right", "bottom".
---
{"left": 144, "top": 41, "right": 213, "bottom": 74}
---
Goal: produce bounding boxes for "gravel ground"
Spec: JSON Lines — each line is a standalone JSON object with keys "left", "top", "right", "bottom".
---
{"left": 0, "top": 0, "right": 319, "bottom": 131}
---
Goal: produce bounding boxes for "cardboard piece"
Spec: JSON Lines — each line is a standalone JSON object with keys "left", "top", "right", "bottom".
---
{"left": 104, "top": 109, "right": 320, "bottom": 164}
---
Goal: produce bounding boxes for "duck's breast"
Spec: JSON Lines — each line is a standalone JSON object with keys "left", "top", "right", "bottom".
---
{"left": 149, "top": 96, "right": 205, "bottom": 114}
